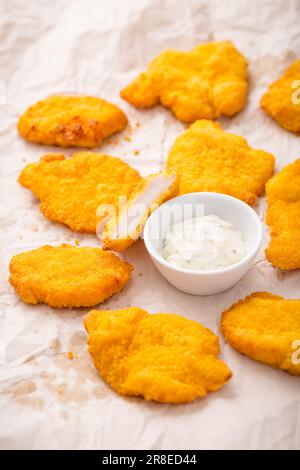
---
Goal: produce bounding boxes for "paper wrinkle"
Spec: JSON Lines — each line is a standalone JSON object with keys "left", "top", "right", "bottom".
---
{"left": 0, "top": 0, "right": 300, "bottom": 450}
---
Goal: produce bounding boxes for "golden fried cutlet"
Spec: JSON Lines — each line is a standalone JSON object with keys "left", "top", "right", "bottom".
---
{"left": 221, "top": 292, "right": 300, "bottom": 376}
{"left": 84, "top": 307, "right": 232, "bottom": 403}
{"left": 121, "top": 40, "right": 248, "bottom": 122}
{"left": 102, "top": 172, "right": 178, "bottom": 251}
{"left": 265, "top": 159, "right": 300, "bottom": 270}
{"left": 9, "top": 244, "right": 133, "bottom": 308}
{"left": 260, "top": 60, "right": 300, "bottom": 134}
{"left": 18, "top": 95, "right": 128, "bottom": 148}
{"left": 19, "top": 152, "right": 142, "bottom": 233}
{"left": 166, "top": 120, "right": 275, "bottom": 204}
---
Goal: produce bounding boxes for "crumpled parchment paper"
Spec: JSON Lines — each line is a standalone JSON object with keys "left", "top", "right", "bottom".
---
{"left": 0, "top": 0, "right": 300, "bottom": 450}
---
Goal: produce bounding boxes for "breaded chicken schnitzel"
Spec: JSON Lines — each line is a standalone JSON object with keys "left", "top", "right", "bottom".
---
{"left": 260, "top": 60, "right": 300, "bottom": 134}
{"left": 265, "top": 159, "right": 300, "bottom": 270}
{"left": 102, "top": 172, "right": 178, "bottom": 251}
{"left": 221, "top": 292, "right": 300, "bottom": 376}
{"left": 121, "top": 41, "right": 248, "bottom": 122}
{"left": 84, "top": 307, "right": 232, "bottom": 403}
{"left": 167, "top": 120, "right": 275, "bottom": 204}
{"left": 18, "top": 95, "right": 127, "bottom": 148}
{"left": 19, "top": 152, "right": 142, "bottom": 233}
{"left": 9, "top": 244, "right": 133, "bottom": 308}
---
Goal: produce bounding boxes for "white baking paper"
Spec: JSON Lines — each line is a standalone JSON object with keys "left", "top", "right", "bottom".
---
{"left": 0, "top": 0, "right": 300, "bottom": 450}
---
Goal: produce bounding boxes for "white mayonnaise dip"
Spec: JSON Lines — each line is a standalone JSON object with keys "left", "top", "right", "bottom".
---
{"left": 161, "top": 214, "right": 247, "bottom": 271}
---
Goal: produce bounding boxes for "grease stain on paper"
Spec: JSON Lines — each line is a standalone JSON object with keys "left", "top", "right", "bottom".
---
{"left": 2, "top": 379, "right": 45, "bottom": 410}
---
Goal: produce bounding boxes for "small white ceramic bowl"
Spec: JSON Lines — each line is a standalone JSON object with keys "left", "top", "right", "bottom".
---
{"left": 143, "top": 192, "right": 263, "bottom": 295}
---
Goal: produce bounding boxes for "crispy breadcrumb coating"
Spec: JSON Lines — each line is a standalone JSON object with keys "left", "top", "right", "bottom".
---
{"left": 221, "top": 292, "right": 300, "bottom": 376}
{"left": 260, "top": 60, "right": 300, "bottom": 134}
{"left": 18, "top": 95, "right": 128, "bottom": 148}
{"left": 84, "top": 307, "right": 232, "bottom": 403}
{"left": 166, "top": 120, "right": 275, "bottom": 204}
{"left": 265, "top": 159, "right": 300, "bottom": 269}
{"left": 18, "top": 152, "right": 142, "bottom": 233}
{"left": 102, "top": 172, "right": 178, "bottom": 251}
{"left": 9, "top": 244, "right": 133, "bottom": 308}
{"left": 121, "top": 41, "right": 248, "bottom": 122}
